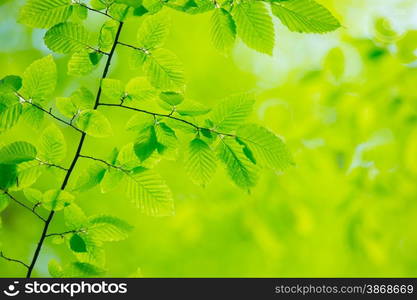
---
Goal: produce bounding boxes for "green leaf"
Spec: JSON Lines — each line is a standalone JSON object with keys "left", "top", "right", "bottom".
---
{"left": 126, "top": 114, "right": 154, "bottom": 132}
{"left": 73, "top": 3, "right": 88, "bottom": 20}
{"left": 211, "top": 93, "right": 255, "bottom": 132}
{"left": 137, "top": 13, "right": 169, "bottom": 49}
{"left": 64, "top": 204, "right": 88, "bottom": 229}
{"left": 0, "top": 103, "right": 22, "bottom": 132}
{"left": 101, "top": 78, "right": 124, "bottom": 101}
{"left": 210, "top": 8, "right": 236, "bottom": 54}
{"left": 99, "top": 19, "right": 119, "bottom": 52}
{"left": 22, "top": 55, "right": 57, "bottom": 103}
{"left": 324, "top": 47, "right": 345, "bottom": 80}
{"left": 130, "top": 50, "right": 147, "bottom": 69}
{"left": 185, "top": 138, "right": 217, "bottom": 186}
{"left": 217, "top": 137, "right": 259, "bottom": 189}
{"left": 11, "top": 161, "right": 44, "bottom": 190}
{"left": 236, "top": 124, "right": 294, "bottom": 171}
{"left": 271, "top": 0, "right": 341, "bottom": 33}
{"left": 0, "top": 164, "right": 17, "bottom": 190}
{"left": 42, "top": 189, "right": 74, "bottom": 211}
{"left": 44, "top": 22, "right": 90, "bottom": 54}
{"left": 134, "top": 126, "right": 158, "bottom": 162}
{"left": 75, "top": 110, "right": 113, "bottom": 137}
{"left": 72, "top": 163, "right": 106, "bottom": 192}
{"left": 88, "top": 215, "right": 133, "bottom": 242}
{"left": 48, "top": 259, "right": 64, "bottom": 278}
{"left": 68, "top": 50, "right": 96, "bottom": 76}
{"left": 232, "top": 1, "right": 274, "bottom": 55}
{"left": 100, "top": 168, "right": 124, "bottom": 193}
{"left": 56, "top": 97, "right": 77, "bottom": 118}
{"left": 235, "top": 136, "right": 256, "bottom": 164}
{"left": 0, "top": 141, "right": 37, "bottom": 164}
{"left": 176, "top": 100, "right": 211, "bottom": 116}
{"left": 65, "top": 262, "right": 106, "bottom": 277}
{"left": 71, "top": 87, "right": 95, "bottom": 109}
{"left": 23, "top": 188, "right": 43, "bottom": 204}
{"left": 143, "top": 48, "right": 185, "bottom": 90}
{"left": 125, "top": 77, "right": 158, "bottom": 103}
{"left": 1, "top": 75, "right": 22, "bottom": 92}
{"left": 159, "top": 91, "right": 184, "bottom": 106}
{"left": 125, "top": 167, "right": 174, "bottom": 216}
{"left": 0, "top": 193, "right": 10, "bottom": 213}
{"left": 39, "top": 125, "right": 66, "bottom": 164}
{"left": 18, "top": 0, "right": 73, "bottom": 28}
{"left": 70, "top": 234, "right": 88, "bottom": 253}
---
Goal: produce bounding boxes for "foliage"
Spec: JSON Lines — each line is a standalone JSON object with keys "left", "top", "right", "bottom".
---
{"left": 0, "top": 0, "right": 341, "bottom": 277}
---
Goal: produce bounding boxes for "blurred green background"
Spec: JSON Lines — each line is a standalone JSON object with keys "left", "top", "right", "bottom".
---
{"left": 1, "top": 0, "right": 417, "bottom": 277}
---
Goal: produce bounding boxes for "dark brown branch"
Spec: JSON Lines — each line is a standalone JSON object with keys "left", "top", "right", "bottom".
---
{"left": 0, "top": 251, "right": 29, "bottom": 269}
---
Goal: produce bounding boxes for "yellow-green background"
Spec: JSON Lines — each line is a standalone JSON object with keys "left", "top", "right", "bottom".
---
{"left": 1, "top": 0, "right": 417, "bottom": 277}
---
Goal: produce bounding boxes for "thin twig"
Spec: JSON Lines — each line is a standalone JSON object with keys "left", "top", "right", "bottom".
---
{"left": 117, "top": 41, "right": 149, "bottom": 54}
{"left": 15, "top": 92, "right": 84, "bottom": 133}
{"left": 45, "top": 230, "right": 79, "bottom": 238}
{"left": 79, "top": 155, "right": 130, "bottom": 173}
{"left": 35, "top": 158, "right": 69, "bottom": 171}
{"left": 80, "top": 3, "right": 118, "bottom": 21}
{"left": 0, "top": 251, "right": 29, "bottom": 269}
{"left": 98, "top": 103, "right": 236, "bottom": 137}
{"left": 2, "top": 191, "right": 46, "bottom": 222}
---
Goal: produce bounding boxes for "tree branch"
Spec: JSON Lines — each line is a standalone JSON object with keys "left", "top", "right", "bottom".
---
{"left": 0, "top": 251, "right": 29, "bottom": 269}
{"left": 15, "top": 92, "right": 84, "bottom": 134}
{"left": 79, "top": 3, "right": 118, "bottom": 21}
{"left": 2, "top": 191, "right": 46, "bottom": 222}
{"left": 117, "top": 41, "right": 149, "bottom": 54}
{"left": 45, "top": 230, "right": 80, "bottom": 238}
{"left": 25, "top": 21, "right": 125, "bottom": 278}
{"left": 98, "top": 103, "right": 236, "bottom": 137}
{"left": 79, "top": 155, "right": 130, "bottom": 173}
{"left": 35, "top": 158, "right": 69, "bottom": 172}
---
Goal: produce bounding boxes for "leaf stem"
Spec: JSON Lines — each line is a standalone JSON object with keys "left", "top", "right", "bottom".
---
{"left": 2, "top": 191, "right": 46, "bottom": 222}
{"left": 0, "top": 251, "right": 29, "bottom": 269}
{"left": 98, "top": 103, "right": 236, "bottom": 137}
{"left": 25, "top": 21, "right": 125, "bottom": 278}
{"left": 45, "top": 230, "right": 79, "bottom": 238}
{"left": 79, "top": 154, "right": 130, "bottom": 173}
{"left": 80, "top": 3, "right": 118, "bottom": 21}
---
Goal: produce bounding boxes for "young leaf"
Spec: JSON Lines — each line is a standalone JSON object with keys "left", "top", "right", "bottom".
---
{"left": 11, "top": 161, "right": 44, "bottom": 190}
{"left": 0, "top": 164, "right": 17, "bottom": 190}
{"left": 217, "top": 137, "right": 259, "bottom": 189}
{"left": 18, "top": 0, "right": 73, "bottom": 29}
{"left": 68, "top": 50, "right": 96, "bottom": 76}
{"left": 134, "top": 126, "right": 158, "bottom": 162}
{"left": 271, "top": 0, "right": 341, "bottom": 33}
{"left": 101, "top": 79, "right": 124, "bottom": 101}
{"left": 236, "top": 124, "right": 294, "bottom": 171}
{"left": 210, "top": 8, "right": 236, "bottom": 54}
{"left": 88, "top": 215, "right": 133, "bottom": 242}
{"left": 70, "top": 234, "right": 88, "bottom": 253}
{"left": 48, "top": 259, "right": 64, "bottom": 278}
{"left": 64, "top": 204, "right": 88, "bottom": 229}
{"left": 99, "top": 20, "right": 119, "bottom": 52}
{"left": 71, "top": 87, "right": 95, "bottom": 110}
{"left": 125, "top": 166, "right": 174, "bottom": 216}
{"left": 42, "top": 189, "right": 74, "bottom": 211}
{"left": 1, "top": 75, "right": 22, "bottom": 92}
{"left": 159, "top": 91, "right": 184, "bottom": 106}
{"left": 100, "top": 168, "right": 124, "bottom": 193}
{"left": 0, "top": 193, "right": 10, "bottom": 213}
{"left": 56, "top": 97, "right": 77, "bottom": 118}
{"left": 22, "top": 55, "right": 57, "bottom": 103}
{"left": 23, "top": 188, "right": 43, "bottom": 204}
{"left": 211, "top": 93, "right": 255, "bottom": 132}
{"left": 232, "top": 1, "right": 274, "bottom": 55}
{"left": 65, "top": 262, "right": 106, "bottom": 277}
{"left": 126, "top": 114, "right": 155, "bottom": 132}
{"left": 176, "top": 100, "right": 211, "bottom": 117}
{"left": 185, "top": 138, "right": 217, "bottom": 186}
{"left": 75, "top": 110, "right": 113, "bottom": 137}
{"left": 0, "top": 103, "right": 22, "bottom": 132}
{"left": 39, "top": 125, "right": 67, "bottom": 164}
{"left": 125, "top": 77, "right": 158, "bottom": 103}
{"left": 44, "top": 22, "right": 90, "bottom": 54}
{"left": 137, "top": 13, "right": 169, "bottom": 49}
{"left": 143, "top": 48, "right": 185, "bottom": 90}
{"left": 0, "top": 141, "right": 37, "bottom": 164}
{"left": 72, "top": 163, "right": 106, "bottom": 192}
